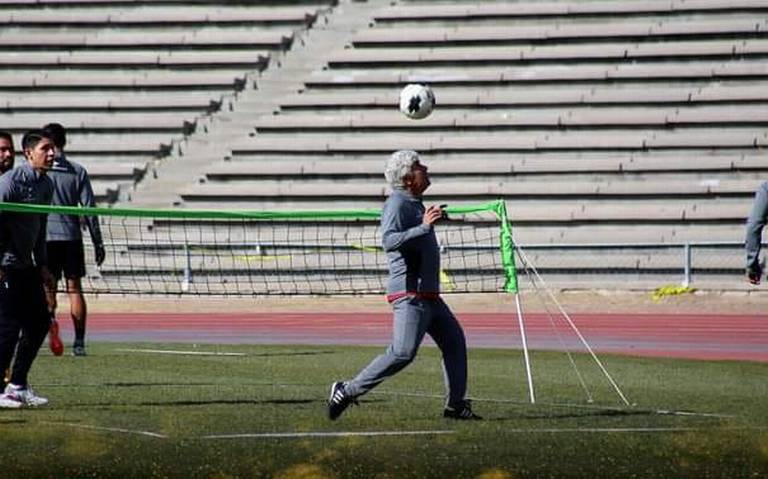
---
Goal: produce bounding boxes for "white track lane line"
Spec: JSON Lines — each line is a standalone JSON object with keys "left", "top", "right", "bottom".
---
{"left": 502, "top": 426, "right": 766, "bottom": 433}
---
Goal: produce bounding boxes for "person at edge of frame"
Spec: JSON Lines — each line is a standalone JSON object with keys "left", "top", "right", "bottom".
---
{"left": 327, "top": 149, "right": 481, "bottom": 421}
{"left": 0, "top": 131, "right": 15, "bottom": 384}
{"left": 745, "top": 181, "right": 768, "bottom": 285}
{"left": 0, "top": 132, "right": 15, "bottom": 384}
{"left": 0, "top": 131, "right": 15, "bottom": 175}
{"left": 0, "top": 129, "right": 56, "bottom": 408}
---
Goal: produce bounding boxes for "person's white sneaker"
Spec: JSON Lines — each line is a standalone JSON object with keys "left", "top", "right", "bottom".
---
{"left": 0, "top": 392, "right": 23, "bottom": 408}
{"left": 3, "top": 383, "right": 48, "bottom": 407}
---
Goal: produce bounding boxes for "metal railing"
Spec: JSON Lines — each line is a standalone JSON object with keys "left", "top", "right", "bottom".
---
{"left": 107, "top": 240, "right": 753, "bottom": 291}
{"left": 514, "top": 240, "right": 752, "bottom": 286}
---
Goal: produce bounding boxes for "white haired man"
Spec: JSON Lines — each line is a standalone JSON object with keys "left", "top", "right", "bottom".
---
{"left": 328, "top": 150, "right": 480, "bottom": 421}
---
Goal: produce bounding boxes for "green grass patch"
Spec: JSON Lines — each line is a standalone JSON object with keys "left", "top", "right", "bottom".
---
{"left": 1, "top": 343, "right": 767, "bottom": 478}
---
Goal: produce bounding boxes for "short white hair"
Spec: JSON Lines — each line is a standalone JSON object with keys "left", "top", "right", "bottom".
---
{"left": 384, "top": 150, "right": 420, "bottom": 189}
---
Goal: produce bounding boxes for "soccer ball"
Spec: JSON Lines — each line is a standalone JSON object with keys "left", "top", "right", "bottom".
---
{"left": 399, "top": 83, "right": 435, "bottom": 120}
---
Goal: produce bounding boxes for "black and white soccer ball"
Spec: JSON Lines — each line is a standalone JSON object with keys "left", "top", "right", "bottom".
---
{"left": 399, "top": 83, "right": 435, "bottom": 120}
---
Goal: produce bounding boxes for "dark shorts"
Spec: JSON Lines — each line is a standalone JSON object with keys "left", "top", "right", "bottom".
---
{"left": 47, "top": 240, "right": 86, "bottom": 280}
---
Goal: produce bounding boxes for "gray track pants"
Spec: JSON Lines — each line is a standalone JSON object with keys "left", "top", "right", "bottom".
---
{"left": 344, "top": 296, "right": 468, "bottom": 407}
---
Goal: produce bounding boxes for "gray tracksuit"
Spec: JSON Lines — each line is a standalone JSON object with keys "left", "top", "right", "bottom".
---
{"left": 344, "top": 188, "right": 468, "bottom": 407}
{"left": 746, "top": 181, "right": 768, "bottom": 275}
{"left": 0, "top": 162, "right": 54, "bottom": 388}
{"left": 0, "top": 162, "right": 54, "bottom": 270}
{"left": 46, "top": 154, "right": 102, "bottom": 246}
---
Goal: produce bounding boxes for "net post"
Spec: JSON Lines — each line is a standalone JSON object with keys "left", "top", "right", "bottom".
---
{"left": 182, "top": 242, "right": 192, "bottom": 293}
{"left": 682, "top": 242, "right": 692, "bottom": 287}
{"left": 515, "top": 291, "right": 536, "bottom": 404}
{"left": 490, "top": 200, "right": 533, "bottom": 402}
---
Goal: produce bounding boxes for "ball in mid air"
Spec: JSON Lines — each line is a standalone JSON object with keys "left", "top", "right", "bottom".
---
{"left": 399, "top": 83, "right": 435, "bottom": 120}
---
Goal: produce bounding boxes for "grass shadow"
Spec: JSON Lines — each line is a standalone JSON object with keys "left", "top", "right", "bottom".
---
{"left": 0, "top": 419, "right": 27, "bottom": 425}
{"left": 63, "top": 398, "right": 318, "bottom": 408}
{"left": 487, "top": 408, "right": 656, "bottom": 422}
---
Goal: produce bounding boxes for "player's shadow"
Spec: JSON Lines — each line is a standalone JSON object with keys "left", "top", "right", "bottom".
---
{"left": 74, "top": 397, "right": 390, "bottom": 408}
{"left": 110, "top": 350, "right": 335, "bottom": 359}
{"left": 136, "top": 398, "right": 317, "bottom": 407}
{"left": 0, "top": 419, "right": 26, "bottom": 425}
{"left": 250, "top": 350, "right": 335, "bottom": 358}
{"left": 68, "top": 398, "right": 315, "bottom": 408}
{"left": 487, "top": 408, "right": 655, "bottom": 422}
{"left": 95, "top": 382, "right": 315, "bottom": 388}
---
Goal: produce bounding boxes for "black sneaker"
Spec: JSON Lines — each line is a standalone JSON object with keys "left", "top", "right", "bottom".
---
{"left": 443, "top": 400, "right": 482, "bottom": 420}
{"left": 327, "top": 381, "right": 357, "bottom": 420}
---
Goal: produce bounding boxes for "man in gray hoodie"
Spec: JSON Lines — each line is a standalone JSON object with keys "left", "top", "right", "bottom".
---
{"left": 42, "top": 123, "right": 105, "bottom": 357}
{"left": 328, "top": 150, "right": 480, "bottom": 421}
{"left": 0, "top": 130, "right": 55, "bottom": 408}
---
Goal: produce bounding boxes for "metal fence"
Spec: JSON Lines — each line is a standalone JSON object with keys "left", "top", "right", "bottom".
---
{"left": 514, "top": 241, "right": 753, "bottom": 289}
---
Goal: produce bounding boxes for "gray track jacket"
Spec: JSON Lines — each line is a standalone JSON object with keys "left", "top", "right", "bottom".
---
{"left": 381, "top": 188, "right": 440, "bottom": 296}
{"left": 45, "top": 154, "right": 102, "bottom": 246}
{"left": 0, "top": 162, "right": 54, "bottom": 269}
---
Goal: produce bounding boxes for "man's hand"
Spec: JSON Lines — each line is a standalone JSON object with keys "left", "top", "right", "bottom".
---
{"left": 40, "top": 266, "right": 55, "bottom": 289}
{"left": 94, "top": 243, "right": 106, "bottom": 266}
{"left": 423, "top": 204, "right": 445, "bottom": 226}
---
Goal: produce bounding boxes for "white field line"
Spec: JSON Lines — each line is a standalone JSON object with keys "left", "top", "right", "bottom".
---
{"left": 373, "top": 390, "right": 736, "bottom": 419}
{"left": 502, "top": 426, "right": 767, "bottom": 433}
{"left": 200, "top": 430, "right": 456, "bottom": 440}
{"left": 115, "top": 348, "right": 245, "bottom": 357}
{"left": 51, "top": 422, "right": 168, "bottom": 438}
{"left": 653, "top": 409, "right": 735, "bottom": 419}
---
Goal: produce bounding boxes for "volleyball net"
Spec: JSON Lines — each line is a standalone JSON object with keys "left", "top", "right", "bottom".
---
{"left": 0, "top": 200, "right": 518, "bottom": 296}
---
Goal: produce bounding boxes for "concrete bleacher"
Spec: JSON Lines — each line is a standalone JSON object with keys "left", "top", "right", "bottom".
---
{"left": 143, "top": 0, "right": 767, "bottom": 288}
{"left": 3, "top": 0, "right": 765, "bottom": 289}
{"left": 0, "top": 0, "right": 332, "bottom": 202}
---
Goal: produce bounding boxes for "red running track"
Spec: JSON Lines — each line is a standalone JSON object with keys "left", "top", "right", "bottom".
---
{"left": 55, "top": 312, "right": 768, "bottom": 362}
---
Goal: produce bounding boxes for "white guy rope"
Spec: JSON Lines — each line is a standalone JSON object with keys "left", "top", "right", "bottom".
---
{"left": 515, "top": 244, "right": 632, "bottom": 406}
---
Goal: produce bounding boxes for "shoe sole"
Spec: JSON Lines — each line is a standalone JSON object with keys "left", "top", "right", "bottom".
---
{"left": 2, "top": 393, "right": 48, "bottom": 408}
{"left": 443, "top": 412, "right": 482, "bottom": 420}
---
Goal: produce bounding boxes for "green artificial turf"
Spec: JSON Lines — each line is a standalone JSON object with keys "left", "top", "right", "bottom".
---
{"left": 1, "top": 343, "right": 766, "bottom": 478}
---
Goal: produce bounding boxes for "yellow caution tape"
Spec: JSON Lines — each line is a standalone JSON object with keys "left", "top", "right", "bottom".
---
{"left": 440, "top": 269, "right": 456, "bottom": 291}
{"left": 651, "top": 284, "right": 697, "bottom": 302}
{"left": 349, "top": 243, "right": 382, "bottom": 253}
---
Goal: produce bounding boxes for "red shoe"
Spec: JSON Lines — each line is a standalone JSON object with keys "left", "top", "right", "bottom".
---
{"left": 48, "top": 319, "right": 64, "bottom": 357}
